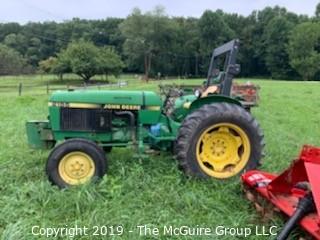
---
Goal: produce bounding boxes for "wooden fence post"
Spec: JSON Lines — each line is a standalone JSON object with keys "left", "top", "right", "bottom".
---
{"left": 46, "top": 81, "right": 49, "bottom": 94}
{"left": 18, "top": 83, "right": 22, "bottom": 96}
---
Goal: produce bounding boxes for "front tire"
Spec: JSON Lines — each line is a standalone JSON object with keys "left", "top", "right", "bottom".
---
{"left": 175, "top": 103, "right": 264, "bottom": 179}
{"left": 46, "top": 138, "right": 107, "bottom": 188}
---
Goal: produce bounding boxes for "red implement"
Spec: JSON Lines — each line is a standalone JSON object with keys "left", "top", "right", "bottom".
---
{"left": 242, "top": 145, "right": 320, "bottom": 239}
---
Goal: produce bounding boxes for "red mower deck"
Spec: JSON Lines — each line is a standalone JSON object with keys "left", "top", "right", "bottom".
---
{"left": 242, "top": 145, "right": 320, "bottom": 239}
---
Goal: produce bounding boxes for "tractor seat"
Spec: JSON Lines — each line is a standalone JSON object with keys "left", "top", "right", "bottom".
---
{"left": 201, "top": 85, "right": 219, "bottom": 97}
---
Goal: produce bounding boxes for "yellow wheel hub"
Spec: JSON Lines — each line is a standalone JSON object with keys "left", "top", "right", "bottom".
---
{"left": 196, "top": 123, "right": 250, "bottom": 178}
{"left": 58, "top": 151, "right": 95, "bottom": 185}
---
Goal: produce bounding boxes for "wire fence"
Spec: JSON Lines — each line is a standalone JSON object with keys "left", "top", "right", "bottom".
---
{"left": 0, "top": 80, "right": 129, "bottom": 96}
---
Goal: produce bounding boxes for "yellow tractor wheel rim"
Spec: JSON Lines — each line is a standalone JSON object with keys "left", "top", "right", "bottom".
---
{"left": 196, "top": 123, "right": 251, "bottom": 179}
{"left": 58, "top": 151, "right": 95, "bottom": 185}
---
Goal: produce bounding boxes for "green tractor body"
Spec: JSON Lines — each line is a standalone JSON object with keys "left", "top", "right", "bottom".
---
{"left": 27, "top": 90, "right": 240, "bottom": 151}
{"left": 28, "top": 90, "right": 177, "bottom": 150}
{"left": 26, "top": 39, "right": 264, "bottom": 188}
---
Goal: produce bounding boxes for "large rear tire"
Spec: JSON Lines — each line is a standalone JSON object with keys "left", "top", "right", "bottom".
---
{"left": 46, "top": 138, "right": 107, "bottom": 188}
{"left": 175, "top": 103, "right": 264, "bottom": 179}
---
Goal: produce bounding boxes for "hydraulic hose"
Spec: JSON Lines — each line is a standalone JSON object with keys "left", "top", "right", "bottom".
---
{"left": 277, "top": 192, "right": 316, "bottom": 240}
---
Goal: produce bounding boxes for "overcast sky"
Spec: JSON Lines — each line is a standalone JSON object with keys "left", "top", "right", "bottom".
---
{"left": 0, "top": 0, "right": 318, "bottom": 24}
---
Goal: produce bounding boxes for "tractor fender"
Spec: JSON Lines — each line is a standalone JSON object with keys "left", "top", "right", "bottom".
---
{"left": 189, "top": 95, "right": 242, "bottom": 112}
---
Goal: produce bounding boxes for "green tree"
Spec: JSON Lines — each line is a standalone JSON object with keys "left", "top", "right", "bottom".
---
{"left": 55, "top": 41, "right": 124, "bottom": 82}
{"left": 170, "top": 17, "right": 200, "bottom": 77}
{"left": 120, "top": 7, "right": 177, "bottom": 81}
{"left": 0, "top": 6, "right": 311, "bottom": 79}
{"left": 58, "top": 41, "right": 100, "bottom": 82}
{"left": 0, "top": 44, "right": 30, "bottom": 75}
{"left": 197, "top": 10, "right": 235, "bottom": 74}
{"left": 38, "top": 57, "right": 58, "bottom": 74}
{"left": 0, "top": 22, "right": 21, "bottom": 41}
{"left": 51, "top": 53, "right": 71, "bottom": 81}
{"left": 263, "top": 17, "right": 295, "bottom": 79}
{"left": 98, "top": 47, "right": 124, "bottom": 80}
{"left": 287, "top": 22, "right": 320, "bottom": 80}
{"left": 39, "top": 56, "right": 69, "bottom": 81}
{"left": 198, "top": 10, "right": 235, "bottom": 53}
{"left": 316, "top": 2, "right": 320, "bottom": 18}
{"left": 3, "top": 33, "right": 27, "bottom": 54}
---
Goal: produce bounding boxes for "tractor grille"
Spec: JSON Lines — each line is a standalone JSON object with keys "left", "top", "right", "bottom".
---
{"left": 60, "top": 108, "right": 112, "bottom": 132}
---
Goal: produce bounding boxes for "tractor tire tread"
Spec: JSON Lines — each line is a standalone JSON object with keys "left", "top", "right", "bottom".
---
{"left": 46, "top": 138, "right": 107, "bottom": 188}
{"left": 175, "top": 103, "right": 264, "bottom": 178}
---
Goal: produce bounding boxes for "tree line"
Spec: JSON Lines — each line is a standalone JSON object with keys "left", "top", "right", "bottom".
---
{"left": 0, "top": 5, "right": 320, "bottom": 81}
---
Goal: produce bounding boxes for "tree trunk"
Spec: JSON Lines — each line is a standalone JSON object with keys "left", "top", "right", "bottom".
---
{"left": 80, "top": 74, "right": 91, "bottom": 83}
{"left": 144, "top": 53, "right": 152, "bottom": 82}
{"left": 84, "top": 77, "right": 90, "bottom": 83}
{"left": 195, "top": 54, "right": 199, "bottom": 76}
{"left": 144, "top": 54, "right": 149, "bottom": 82}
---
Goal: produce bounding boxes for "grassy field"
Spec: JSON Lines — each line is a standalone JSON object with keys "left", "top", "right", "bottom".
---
{"left": 0, "top": 75, "right": 320, "bottom": 240}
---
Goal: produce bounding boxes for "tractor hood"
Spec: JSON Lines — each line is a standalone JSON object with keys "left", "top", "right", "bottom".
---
{"left": 49, "top": 90, "right": 163, "bottom": 107}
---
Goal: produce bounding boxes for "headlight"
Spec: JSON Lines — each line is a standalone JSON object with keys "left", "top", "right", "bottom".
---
{"left": 194, "top": 89, "right": 201, "bottom": 97}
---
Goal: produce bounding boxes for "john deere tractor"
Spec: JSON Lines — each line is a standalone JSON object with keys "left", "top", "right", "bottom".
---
{"left": 26, "top": 39, "right": 264, "bottom": 188}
